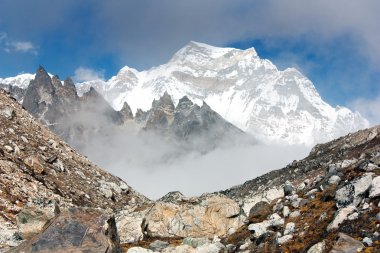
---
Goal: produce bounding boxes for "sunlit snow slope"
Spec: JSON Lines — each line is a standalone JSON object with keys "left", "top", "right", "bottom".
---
{"left": 76, "top": 42, "right": 368, "bottom": 145}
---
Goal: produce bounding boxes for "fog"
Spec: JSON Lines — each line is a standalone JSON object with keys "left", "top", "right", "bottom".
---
{"left": 73, "top": 122, "right": 310, "bottom": 200}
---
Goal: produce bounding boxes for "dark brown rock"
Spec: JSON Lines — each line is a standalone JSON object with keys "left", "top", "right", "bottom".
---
{"left": 248, "top": 201, "right": 272, "bottom": 223}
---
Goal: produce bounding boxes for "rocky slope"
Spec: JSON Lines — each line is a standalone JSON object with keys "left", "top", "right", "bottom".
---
{"left": 76, "top": 41, "right": 368, "bottom": 145}
{"left": 0, "top": 88, "right": 148, "bottom": 251}
{"left": 118, "top": 125, "right": 380, "bottom": 252}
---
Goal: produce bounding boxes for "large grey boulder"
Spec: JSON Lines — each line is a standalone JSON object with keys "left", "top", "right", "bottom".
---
{"left": 8, "top": 208, "right": 122, "bottom": 253}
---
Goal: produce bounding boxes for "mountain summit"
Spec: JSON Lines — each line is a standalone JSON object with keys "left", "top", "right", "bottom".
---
{"left": 76, "top": 41, "right": 368, "bottom": 145}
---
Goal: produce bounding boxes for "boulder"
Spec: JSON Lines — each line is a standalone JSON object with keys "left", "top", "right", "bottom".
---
{"left": 117, "top": 209, "right": 148, "bottom": 243}
{"left": 9, "top": 208, "right": 121, "bottom": 253}
{"left": 330, "top": 233, "right": 364, "bottom": 253}
{"left": 142, "top": 195, "right": 244, "bottom": 238}
{"left": 327, "top": 206, "right": 355, "bottom": 231}
{"left": 335, "top": 174, "right": 372, "bottom": 207}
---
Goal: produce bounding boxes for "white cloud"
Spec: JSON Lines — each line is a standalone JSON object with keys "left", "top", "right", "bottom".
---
{"left": 350, "top": 95, "right": 380, "bottom": 126}
{"left": 11, "top": 41, "right": 36, "bottom": 53}
{"left": 0, "top": 32, "right": 38, "bottom": 55}
{"left": 73, "top": 67, "right": 105, "bottom": 82}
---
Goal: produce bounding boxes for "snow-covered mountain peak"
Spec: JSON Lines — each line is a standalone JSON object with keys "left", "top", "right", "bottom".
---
{"left": 0, "top": 73, "right": 35, "bottom": 89}
{"left": 73, "top": 41, "right": 369, "bottom": 145}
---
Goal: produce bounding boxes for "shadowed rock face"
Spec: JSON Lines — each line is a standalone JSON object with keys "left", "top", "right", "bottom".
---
{"left": 140, "top": 93, "right": 247, "bottom": 152}
{"left": 20, "top": 67, "right": 127, "bottom": 148}
{"left": 8, "top": 208, "right": 122, "bottom": 253}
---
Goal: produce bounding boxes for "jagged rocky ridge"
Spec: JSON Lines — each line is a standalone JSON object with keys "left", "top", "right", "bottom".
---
{"left": 1, "top": 82, "right": 380, "bottom": 251}
{"left": 16, "top": 66, "right": 244, "bottom": 154}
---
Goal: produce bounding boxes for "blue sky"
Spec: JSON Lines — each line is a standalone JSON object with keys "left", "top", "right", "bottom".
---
{"left": 0, "top": 0, "right": 379, "bottom": 123}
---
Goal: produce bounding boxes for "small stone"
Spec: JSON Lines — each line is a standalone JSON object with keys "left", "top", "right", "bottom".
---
{"left": 127, "top": 247, "right": 154, "bottom": 253}
{"left": 306, "top": 189, "right": 318, "bottom": 197}
{"left": 0, "top": 106, "right": 15, "bottom": 119}
{"left": 284, "top": 181, "right": 295, "bottom": 196}
{"left": 289, "top": 210, "right": 300, "bottom": 218}
{"left": 284, "top": 222, "right": 295, "bottom": 235}
{"left": 283, "top": 206, "right": 290, "bottom": 218}
{"left": 376, "top": 212, "right": 380, "bottom": 221}
{"left": 328, "top": 175, "right": 341, "bottom": 185}
{"left": 53, "top": 159, "right": 65, "bottom": 172}
{"left": 362, "top": 203, "right": 369, "bottom": 210}
{"left": 149, "top": 240, "right": 169, "bottom": 252}
{"left": 362, "top": 237, "right": 373, "bottom": 246}
{"left": 120, "top": 182, "right": 129, "bottom": 192}
{"left": 347, "top": 212, "right": 358, "bottom": 220}
{"left": 4, "top": 145, "right": 13, "bottom": 153}
{"left": 328, "top": 164, "right": 338, "bottom": 174}
{"left": 38, "top": 146, "right": 47, "bottom": 151}
{"left": 48, "top": 139, "right": 59, "bottom": 149}
{"left": 182, "top": 237, "right": 210, "bottom": 248}
{"left": 307, "top": 241, "right": 325, "bottom": 253}
{"left": 277, "top": 234, "right": 293, "bottom": 245}
{"left": 21, "top": 136, "right": 28, "bottom": 143}
{"left": 24, "top": 156, "right": 44, "bottom": 174}
{"left": 341, "top": 159, "right": 358, "bottom": 169}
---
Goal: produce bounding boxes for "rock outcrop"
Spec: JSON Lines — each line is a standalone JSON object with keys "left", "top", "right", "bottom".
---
{"left": 142, "top": 195, "right": 244, "bottom": 238}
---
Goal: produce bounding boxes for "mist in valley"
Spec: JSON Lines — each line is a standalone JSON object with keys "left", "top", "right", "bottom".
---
{"left": 66, "top": 111, "right": 310, "bottom": 199}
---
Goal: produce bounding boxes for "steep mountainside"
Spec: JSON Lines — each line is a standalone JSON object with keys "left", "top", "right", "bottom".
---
{"left": 76, "top": 41, "right": 368, "bottom": 145}
{"left": 0, "top": 88, "right": 148, "bottom": 250}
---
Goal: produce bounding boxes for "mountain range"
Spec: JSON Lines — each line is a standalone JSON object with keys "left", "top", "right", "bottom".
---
{"left": 0, "top": 41, "right": 369, "bottom": 146}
